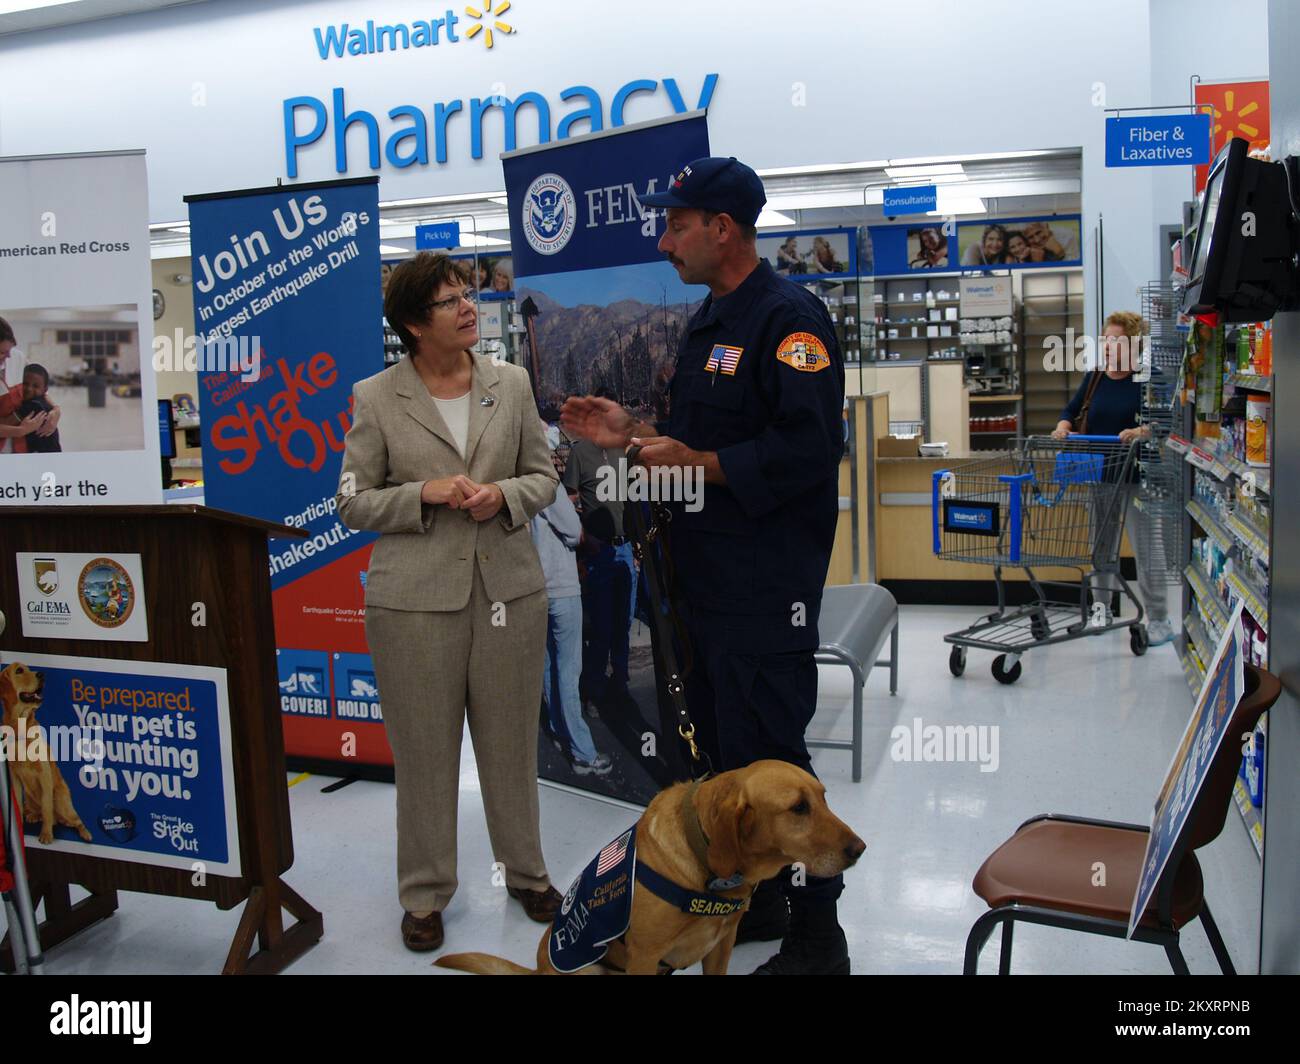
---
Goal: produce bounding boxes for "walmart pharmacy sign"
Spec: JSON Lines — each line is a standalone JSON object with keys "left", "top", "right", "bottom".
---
{"left": 283, "top": 75, "right": 718, "bottom": 177}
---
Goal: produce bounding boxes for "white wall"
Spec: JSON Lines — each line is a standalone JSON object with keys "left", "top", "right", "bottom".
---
{"left": 1149, "top": 0, "right": 1270, "bottom": 277}
{"left": 0, "top": 0, "right": 1270, "bottom": 333}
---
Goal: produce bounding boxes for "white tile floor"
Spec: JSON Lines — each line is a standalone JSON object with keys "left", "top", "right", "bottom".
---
{"left": 16, "top": 604, "right": 1262, "bottom": 975}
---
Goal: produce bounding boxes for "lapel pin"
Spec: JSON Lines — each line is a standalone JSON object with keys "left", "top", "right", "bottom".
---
{"left": 480, "top": 395, "right": 495, "bottom": 407}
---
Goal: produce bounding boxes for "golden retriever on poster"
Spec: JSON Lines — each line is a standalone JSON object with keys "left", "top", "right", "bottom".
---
{"left": 1, "top": 662, "right": 93, "bottom": 845}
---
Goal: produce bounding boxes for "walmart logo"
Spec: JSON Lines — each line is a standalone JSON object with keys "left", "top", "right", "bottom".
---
{"left": 313, "top": 5, "right": 516, "bottom": 60}
{"left": 464, "top": 2, "right": 514, "bottom": 48}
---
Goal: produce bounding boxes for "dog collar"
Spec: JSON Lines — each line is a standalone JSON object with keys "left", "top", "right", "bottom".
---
{"left": 681, "top": 778, "right": 746, "bottom": 892}
{"left": 634, "top": 861, "right": 748, "bottom": 917}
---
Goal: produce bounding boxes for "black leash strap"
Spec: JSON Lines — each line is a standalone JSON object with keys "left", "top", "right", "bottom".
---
{"left": 624, "top": 445, "right": 711, "bottom": 780}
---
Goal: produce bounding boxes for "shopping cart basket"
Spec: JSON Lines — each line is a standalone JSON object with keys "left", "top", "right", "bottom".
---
{"left": 931, "top": 435, "right": 1148, "bottom": 684}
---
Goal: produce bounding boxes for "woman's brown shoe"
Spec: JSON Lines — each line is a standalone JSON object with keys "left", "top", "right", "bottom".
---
{"left": 507, "top": 885, "right": 563, "bottom": 923}
{"left": 401, "top": 910, "right": 444, "bottom": 951}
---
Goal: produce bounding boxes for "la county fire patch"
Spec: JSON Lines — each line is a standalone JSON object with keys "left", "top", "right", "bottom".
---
{"left": 776, "top": 331, "right": 831, "bottom": 372}
{"left": 548, "top": 826, "right": 637, "bottom": 973}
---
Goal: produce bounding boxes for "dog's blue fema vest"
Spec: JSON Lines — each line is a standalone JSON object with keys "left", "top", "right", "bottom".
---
{"left": 548, "top": 826, "right": 637, "bottom": 973}
{"left": 547, "top": 824, "right": 750, "bottom": 973}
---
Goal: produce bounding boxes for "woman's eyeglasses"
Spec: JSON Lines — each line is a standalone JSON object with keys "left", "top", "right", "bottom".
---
{"left": 425, "top": 288, "right": 478, "bottom": 313}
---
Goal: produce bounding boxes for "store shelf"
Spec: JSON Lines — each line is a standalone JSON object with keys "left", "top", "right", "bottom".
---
{"left": 1227, "top": 571, "right": 1269, "bottom": 630}
{"left": 1225, "top": 510, "right": 1269, "bottom": 563}
{"left": 969, "top": 393, "right": 1022, "bottom": 402}
{"left": 1183, "top": 613, "right": 1216, "bottom": 673}
{"left": 1232, "top": 778, "right": 1264, "bottom": 859}
{"left": 1227, "top": 372, "right": 1271, "bottom": 394}
{"left": 1184, "top": 562, "right": 1229, "bottom": 633}
{"left": 1178, "top": 641, "right": 1206, "bottom": 698}
{"left": 1186, "top": 499, "right": 1236, "bottom": 557}
{"left": 1218, "top": 452, "right": 1270, "bottom": 495}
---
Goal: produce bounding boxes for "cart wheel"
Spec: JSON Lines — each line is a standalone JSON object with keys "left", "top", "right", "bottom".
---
{"left": 1030, "top": 614, "right": 1051, "bottom": 641}
{"left": 992, "top": 655, "right": 1022, "bottom": 685}
{"left": 948, "top": 646, "right": 966, "bottom": 677}
{"left": 1130, "top": 625, "right": 1149, "bottom": 657}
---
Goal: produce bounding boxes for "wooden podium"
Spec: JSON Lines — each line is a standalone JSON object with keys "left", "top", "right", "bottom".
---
{"left": 0, "top": 505, "right": 322, "bottom": 974}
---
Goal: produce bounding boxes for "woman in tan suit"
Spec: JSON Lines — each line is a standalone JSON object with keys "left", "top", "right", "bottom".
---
{"left": 337, "top": 253, "right": 561, "bottom": 951}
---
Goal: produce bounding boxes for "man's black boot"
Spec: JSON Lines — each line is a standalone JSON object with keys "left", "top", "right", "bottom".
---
{"left": 751, "top": 897, "right": 849, "bottom": 975}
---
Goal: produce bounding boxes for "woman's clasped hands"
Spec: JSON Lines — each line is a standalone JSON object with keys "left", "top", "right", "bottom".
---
{"left": 421, "top": 475, "right": 505, "bottom": 522}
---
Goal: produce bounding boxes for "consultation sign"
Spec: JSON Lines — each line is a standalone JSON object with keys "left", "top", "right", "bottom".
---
{"left": 1105, "top": 114, "right": 1211, "bottom": 167}
{"left": 883, "top": 184, "right": 937, "bottom": 215}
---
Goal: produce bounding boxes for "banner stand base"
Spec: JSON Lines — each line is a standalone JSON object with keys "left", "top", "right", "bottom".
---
{"left": 223, "top": 879, "right": 323, "bottom": 976}
{"left": 0, "top": 881, "right": 119, "bottom": 972}
{"left": 0, "top": 876, "right": 323, "bottom": 976}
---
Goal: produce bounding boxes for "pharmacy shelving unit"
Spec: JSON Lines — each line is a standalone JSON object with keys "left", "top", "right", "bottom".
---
{"left": 1170, "top": 340, "right": 1272, "bottom": 859}
{"left": 1020, "top": 270, "right": 1086, "bottom": 435}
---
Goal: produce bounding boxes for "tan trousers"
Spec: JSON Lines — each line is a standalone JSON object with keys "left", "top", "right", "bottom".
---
{"left": 366, "top": 566, "right": 551, "bottom": 914}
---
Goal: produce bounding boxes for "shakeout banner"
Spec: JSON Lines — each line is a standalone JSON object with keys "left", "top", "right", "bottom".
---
{"left": 185, "top": 177, "right": 386, "bottom": 769}
{"left": 0, "top": 150, "right": 162, "bottom": 505}
{"left": 503, "top": 111, "right": 709, "bottom": 804}
{"left": 0, "top": 651, "right": 240, "bottom": 876}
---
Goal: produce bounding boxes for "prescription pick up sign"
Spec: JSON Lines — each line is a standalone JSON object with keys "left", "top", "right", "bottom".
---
{"left": 0, "top": 652, "right": 240, "bottom": 877}
{"left": 1105, "top": 114, "right": 1211, "bottom": 167}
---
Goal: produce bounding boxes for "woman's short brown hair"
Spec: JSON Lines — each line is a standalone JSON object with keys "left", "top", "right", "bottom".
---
{"left": 1104, "top": 310, "right": 1147, "bottom": 339}
{"left": 0, "top": 315, "right": 15, "bottom": 344}
{"left": 383, "top": 253, "right": 471, "bottom": 352}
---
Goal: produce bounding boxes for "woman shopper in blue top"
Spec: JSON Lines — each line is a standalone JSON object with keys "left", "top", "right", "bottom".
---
{"left": 1052, "top": 311, "right": 1172, "bottom": 645}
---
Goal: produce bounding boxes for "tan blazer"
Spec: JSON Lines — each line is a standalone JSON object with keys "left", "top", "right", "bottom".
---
{"left": 336, "top": 354, "right": 558, "bottom": 611}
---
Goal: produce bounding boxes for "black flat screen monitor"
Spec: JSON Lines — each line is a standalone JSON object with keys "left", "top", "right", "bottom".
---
{"left": 1182, "top": 137, "right": 1299, "bottom": 323}
{"left": 158, "top": 399, "right": 176, "bottom": 459}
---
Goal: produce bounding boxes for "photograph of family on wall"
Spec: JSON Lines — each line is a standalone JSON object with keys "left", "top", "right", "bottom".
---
{"left": 760, "top": 229, "right": 855, "bottom": 279}
{"left": 957, "top": 218, "right": 1082, "bottom": 267}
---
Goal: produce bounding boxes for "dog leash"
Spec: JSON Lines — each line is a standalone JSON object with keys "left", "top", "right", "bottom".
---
{"left": 623, "top": 445, "right": 712, "bottom": 781}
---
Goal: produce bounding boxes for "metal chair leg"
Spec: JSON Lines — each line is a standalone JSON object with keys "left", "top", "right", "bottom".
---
{"left": 1198, "top": 902, "right": 1237, "bottom": 976}
{"left": 851, "top": 662, "right": 863, "bottom": 784}
{"left": 889, "top": 622, "right": 899, "bottom": 695}
{"left": 998, "top": 918, "right": 1014, "bottom": 975}
{"left": 1164, "top": 939, "right": 1190, "bottom": 975}
{"left": 964, "top": 909, "right": 1008, "bottom": 975}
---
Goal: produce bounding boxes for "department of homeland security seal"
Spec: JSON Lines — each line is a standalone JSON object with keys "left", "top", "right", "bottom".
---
{"left": 523, "top": 172, "right": 577, "bottom": 256}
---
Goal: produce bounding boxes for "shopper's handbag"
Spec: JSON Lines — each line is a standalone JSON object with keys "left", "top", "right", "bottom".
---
{"left": 1072, "top": 370, "right": 1104, "bottom": 434}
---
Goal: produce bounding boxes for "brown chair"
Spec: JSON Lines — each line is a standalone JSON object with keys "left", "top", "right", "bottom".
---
{"left": 964, "top": 663, "right": 1280, "bottom": 975}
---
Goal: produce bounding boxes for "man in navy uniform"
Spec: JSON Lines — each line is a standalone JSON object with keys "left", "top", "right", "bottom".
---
{"left": 561, "top": 157, "right": 849, "bottom": 974}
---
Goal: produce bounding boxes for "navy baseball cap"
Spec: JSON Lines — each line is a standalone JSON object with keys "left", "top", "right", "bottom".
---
{"left": 640, "top": 156, "right": 767, "bottom": 226}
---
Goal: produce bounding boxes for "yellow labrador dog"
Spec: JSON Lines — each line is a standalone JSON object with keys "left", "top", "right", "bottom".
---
{"left": 437, "top": 760, "right": 864, "bottom": 975}
{"left": 1, "top": 662, "right": 93, "bottom": 845}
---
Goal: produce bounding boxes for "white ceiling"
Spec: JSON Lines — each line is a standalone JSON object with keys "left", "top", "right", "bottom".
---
{"left": 0, "top": 0, "right": 208, "bottom": 37}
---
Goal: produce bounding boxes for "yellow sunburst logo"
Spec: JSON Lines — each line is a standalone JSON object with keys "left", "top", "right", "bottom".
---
{"left": 464, "top": 1, "right": 514, "bottom": 49}
{"left": 1199, "top": 89, "right": 1263, "bottom": 143}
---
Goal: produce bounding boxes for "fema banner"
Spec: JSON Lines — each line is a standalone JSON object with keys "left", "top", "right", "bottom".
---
{"left": 0, "top": 150, "right": 162, "bottom": 505}
{"left": 0, "top": 651, "right": 240, "bottom": 876}
{"left": 502, "top": 112, "right": 708, "bottom": 804}
{"left": 185, "top": 177, "right": 388, "bottom": 769}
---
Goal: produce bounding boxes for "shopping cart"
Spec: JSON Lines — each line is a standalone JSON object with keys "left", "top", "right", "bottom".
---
{"left": 931, "top": 435, "right": 1148, "bottom": 684}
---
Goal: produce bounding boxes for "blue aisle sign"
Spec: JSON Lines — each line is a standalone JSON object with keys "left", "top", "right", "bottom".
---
{"left": 883, "top": 185, "right": 937, "bottom": 215}
{"left": 416, "top": 221, "right": 461, "bottom": 249}
{"left": 1106, "top": 114, "right": 1211, "bottom": 167}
